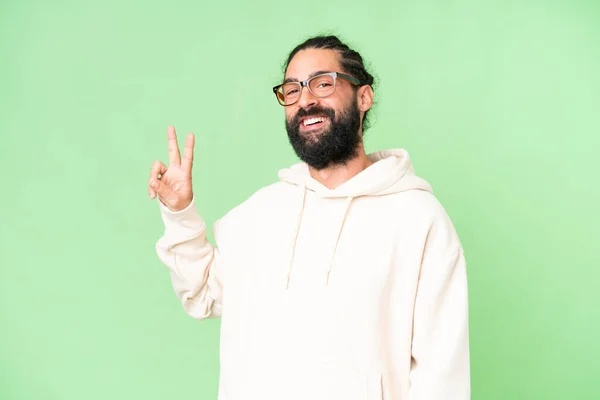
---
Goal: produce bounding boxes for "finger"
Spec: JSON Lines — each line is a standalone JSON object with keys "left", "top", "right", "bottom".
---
{"left": 167, "top": 126, "right": 181, "bottom": 166}
{"left": 150, "top": 160, "right": 168, "bottom": 181}
{"left": 149, "top": 160, "right": 168, "bottom": 198}
{"left": 149, "top": 180, "right": 160, "bottom": 198}
{"left": 149, "top": 176, "right": 169, "bottom": 199}
{"left": 148, "top": 182, "right": 155, "bottom": 198}
{"left": 181, "top": 133, "right": 195, "bottom": 174}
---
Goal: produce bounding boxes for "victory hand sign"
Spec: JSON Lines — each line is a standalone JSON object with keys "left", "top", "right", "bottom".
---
{"left": 148, "top": 126, "right": 195, "bottom": 212}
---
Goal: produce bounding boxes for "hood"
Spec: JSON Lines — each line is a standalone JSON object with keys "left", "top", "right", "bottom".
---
{"left": 278, "top": 148, "right": 433, "bottom": 198}
{"left": 277, "top": 149, "right": 433, "bottom": 289}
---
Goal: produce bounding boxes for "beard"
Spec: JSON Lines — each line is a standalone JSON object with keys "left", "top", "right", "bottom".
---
{"left": 285, "top": 98, "right": 362, "bottom": 170}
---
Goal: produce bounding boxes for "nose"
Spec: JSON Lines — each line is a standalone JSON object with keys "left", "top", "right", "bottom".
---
{"left": 297, "top": 84, "right": 318, "bottom": 109}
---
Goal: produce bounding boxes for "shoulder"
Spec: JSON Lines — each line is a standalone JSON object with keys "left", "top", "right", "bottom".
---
{"left": 390, "top": 189, "right": 463, "bottom": 252}
{"left": 389, "top": 189, "right": 449, "bottom": 223}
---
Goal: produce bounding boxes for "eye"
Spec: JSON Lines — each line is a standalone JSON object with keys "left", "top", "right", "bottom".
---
{"left": 310, "top": 75, "right": 335, "bottom": 91}
{"left": 285, "top": 88, "right": 299, "bottom": 96}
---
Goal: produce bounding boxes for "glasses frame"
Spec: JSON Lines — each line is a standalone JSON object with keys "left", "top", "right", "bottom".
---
{"left": 272, "top": 71, "right": 362, "bottom": 106}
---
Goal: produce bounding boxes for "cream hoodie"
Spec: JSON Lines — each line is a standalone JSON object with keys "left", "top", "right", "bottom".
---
{"left": 155, "top": 149, "right": 470, "bottom": 400}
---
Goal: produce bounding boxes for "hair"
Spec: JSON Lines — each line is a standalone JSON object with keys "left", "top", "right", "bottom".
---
{"left": 283, "top": 34, "right": 376, "bottom": 132}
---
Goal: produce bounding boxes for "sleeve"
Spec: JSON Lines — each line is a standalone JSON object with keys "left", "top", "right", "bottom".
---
{"left": 155, "top": 196, "right": 225, "bottom": 320}
{"left": 408, "top": 216, "right": 471, "bottom": 399}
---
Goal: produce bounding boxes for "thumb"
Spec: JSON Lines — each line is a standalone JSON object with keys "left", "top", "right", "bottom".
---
{"left": 149, "top": 178, "right": 170, "bottom": 199}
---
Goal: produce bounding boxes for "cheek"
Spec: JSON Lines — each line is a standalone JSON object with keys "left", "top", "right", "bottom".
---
{"left": 322, "top": 96, "right": 347, "bottom": 116}
{"left": 321, "top": 98, "right": 338, "bottom": 110}
{"left": 285, "top": 108, "right": 296, "bottom": 121}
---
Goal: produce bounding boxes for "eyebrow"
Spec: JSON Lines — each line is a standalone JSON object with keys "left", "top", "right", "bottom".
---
{"left": 283, "top": 70, "right": 331, "bottom": 84}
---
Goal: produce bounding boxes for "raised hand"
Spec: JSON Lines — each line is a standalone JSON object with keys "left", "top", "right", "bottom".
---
{"left": 148, "top": 126, "right": 195, "bottom": 212}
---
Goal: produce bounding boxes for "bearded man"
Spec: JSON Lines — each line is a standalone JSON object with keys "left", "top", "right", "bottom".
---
{"left": 148, "top": 35, "right": 471, "bottom": 400}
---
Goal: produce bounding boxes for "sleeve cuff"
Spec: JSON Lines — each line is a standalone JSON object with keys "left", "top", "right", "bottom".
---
{"left": 158, "top": 195, "right": 206, "bottom": 239}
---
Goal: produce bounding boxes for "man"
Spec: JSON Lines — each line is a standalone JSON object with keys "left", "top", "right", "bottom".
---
{"left": 148, "top": 35, "right": 470, "bottom": 400}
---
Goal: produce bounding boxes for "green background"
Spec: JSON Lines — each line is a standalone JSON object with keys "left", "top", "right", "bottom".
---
{"left": 1, "top": 0, "right": 599, "bottom": 399}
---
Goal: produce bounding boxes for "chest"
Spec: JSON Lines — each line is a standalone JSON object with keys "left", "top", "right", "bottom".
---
{"left": 229, "top": 195, "right": 427, "bottom": 302}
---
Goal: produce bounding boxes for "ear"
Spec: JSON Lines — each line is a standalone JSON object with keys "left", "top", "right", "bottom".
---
{"left": 357, "top": 85, "right": 374, "bottom": 113}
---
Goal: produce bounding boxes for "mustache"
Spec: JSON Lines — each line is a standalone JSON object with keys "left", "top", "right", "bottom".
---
{"left": 291, "top": 106, "right": 336, "bottom": 126}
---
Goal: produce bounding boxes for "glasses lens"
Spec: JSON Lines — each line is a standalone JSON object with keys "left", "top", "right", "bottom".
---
{"left": 308, "top": 74, "right": 335, "bottom": 97}
{"left": 277, "top": 83, "right": 301, "bottom": 105}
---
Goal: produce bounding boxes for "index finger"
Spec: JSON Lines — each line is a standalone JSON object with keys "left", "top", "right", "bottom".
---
{"left": 167, "top": 126, "right": 181, "bottom": 166}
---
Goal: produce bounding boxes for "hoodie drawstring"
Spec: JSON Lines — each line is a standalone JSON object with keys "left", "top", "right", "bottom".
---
{"left": 285, "top": 184, "right": 306, "bottom": 289}
{"left": 285, "top": 185, "right": 354, "bottom": 289}
{"left": 325, "top": 196, "right": 354, "bottom": 285}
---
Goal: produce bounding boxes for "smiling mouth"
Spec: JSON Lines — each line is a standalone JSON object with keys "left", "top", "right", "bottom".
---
{"left": 300, "top": 116, "right": 328, "bottom": 130}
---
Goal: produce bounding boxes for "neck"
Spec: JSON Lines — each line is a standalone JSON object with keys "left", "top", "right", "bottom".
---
{"left": 308, "top": 143, "right": 373, "bottom": 190}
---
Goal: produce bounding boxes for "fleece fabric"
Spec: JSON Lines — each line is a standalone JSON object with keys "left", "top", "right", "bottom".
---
{"left": 155, "top": 148, "right": 470, "bottom": 400}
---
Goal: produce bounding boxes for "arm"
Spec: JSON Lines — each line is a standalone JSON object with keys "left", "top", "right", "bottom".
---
{"left": 149, "top": 126, "right": 224, "bottom": 320}
{"left": 409, "top": 218, "right": 471, "bottom": 399}
{"left": 155, "top": 196, "right": 224, "bottom": 320}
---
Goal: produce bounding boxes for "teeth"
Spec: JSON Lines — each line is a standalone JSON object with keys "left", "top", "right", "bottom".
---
{"left": 303, "top": 117, "right": 325, "bottom": 126}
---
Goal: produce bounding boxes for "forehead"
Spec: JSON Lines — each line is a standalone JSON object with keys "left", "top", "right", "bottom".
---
{"left": 285, "top": 48, "right": 342, "bottom": 81}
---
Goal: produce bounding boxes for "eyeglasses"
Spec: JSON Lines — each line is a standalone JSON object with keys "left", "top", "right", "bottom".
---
{"left": 272, "top": 72, "right": 361, "bottom": 106}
